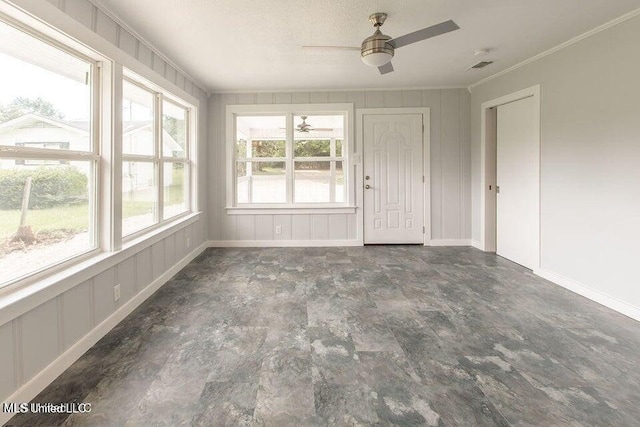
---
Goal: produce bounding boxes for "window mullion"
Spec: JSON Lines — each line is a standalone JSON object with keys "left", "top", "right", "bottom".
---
{"left": 104, "top": 61, "right": 121, "bottom": 251}
{"left": 246, "top": 137, "right": 252, "bottom": 203}
{"left": 330, "top": 160, "right": 336, "bottom": 203}
{"left": 0, "top": 147, "right": 99, "bottom": 160}
{"left": 156, "top": 92, "right": 164, "bottom": 222}
{"left": 286, "top": 113, "right": 294, "bottom": 204}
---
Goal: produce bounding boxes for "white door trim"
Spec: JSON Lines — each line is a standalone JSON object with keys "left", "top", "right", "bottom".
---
{"left": 356, "top": 107, "right": 431, "bottom": 245}
{"left": 480, "top": 85, "right": 541, "bottom": 269}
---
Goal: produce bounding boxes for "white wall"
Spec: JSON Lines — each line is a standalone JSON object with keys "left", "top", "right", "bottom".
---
{"left": 208, "top": 89, "right": 471, "bottom": 244}
{"left": 470, "top": 14, "right": 640, "bottom": 315}
{"left": 0, "top": 0, "right": 209, "bottom": 420}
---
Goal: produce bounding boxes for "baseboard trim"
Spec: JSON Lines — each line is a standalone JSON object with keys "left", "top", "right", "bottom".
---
{"left": 471, "top": 240, "right": 483, "bottom": 250}
{"left": 534, "top": 268, "right": 640, "bottom": 322}
{"left": 0, "top": 242, "right": 208, "bottom": 426}
{"left": 208, "top": 239, "right": 362, "bottom": 247}
{"left": 427, "top": 239, "right": 472, "bottom": 247}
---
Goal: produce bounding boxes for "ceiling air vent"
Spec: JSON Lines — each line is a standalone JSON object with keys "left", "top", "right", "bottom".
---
{"left": 469, "top": 61, "right": 493, "bottom": 69}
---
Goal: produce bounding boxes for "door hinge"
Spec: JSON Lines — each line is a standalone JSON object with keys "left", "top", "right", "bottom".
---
{"left": 423, "top": 226, "right": 425, "bottom": 234}
{"left": 422, "top": 175, "right": 425, "bottom": 183}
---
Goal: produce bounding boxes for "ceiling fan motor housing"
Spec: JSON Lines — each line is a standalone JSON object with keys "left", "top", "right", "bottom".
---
{"left": 361, "top": 13, "right": 394, "bottom": 67}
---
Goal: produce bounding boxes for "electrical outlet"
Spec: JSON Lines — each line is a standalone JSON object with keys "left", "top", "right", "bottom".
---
{"left": 114, "top": 284, "right": 121, "bottom": 302}
{"left": 186, "top": 237, "right": 191, "bottom": 248}
{"left": 275, "top": 225, "right": 282, "bottom": 235}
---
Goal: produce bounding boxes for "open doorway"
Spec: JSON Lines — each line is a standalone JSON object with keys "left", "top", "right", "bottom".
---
{"left": 480, "top": 85, "right": 541, "bottom": 270}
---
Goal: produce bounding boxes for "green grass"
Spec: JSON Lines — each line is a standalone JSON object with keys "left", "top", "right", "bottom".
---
{"left": 122, "top": 200, "right": 155, "bottom": 217}
{"left": 1, "top": 168, "right": 186, "bottom": 239}
{"left": 0, "top": 204, "right": 89, "bottom": 238}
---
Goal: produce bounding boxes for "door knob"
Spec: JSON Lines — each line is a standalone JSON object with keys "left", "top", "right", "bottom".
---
{"left": 365, "top": 184, "right": 371, "bottom": 189}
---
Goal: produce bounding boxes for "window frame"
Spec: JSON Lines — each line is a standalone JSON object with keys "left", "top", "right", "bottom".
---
{"left": 226, "top": 103, "right": 355, "bottom": 212}
{"left": 121, "top": 74, "right": 194, "bottom": 242}
{"left": 0, "top": 15, "right": 103, "bottom": 288}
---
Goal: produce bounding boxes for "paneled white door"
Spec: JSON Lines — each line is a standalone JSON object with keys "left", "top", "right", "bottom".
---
{"left": 363, "top": 114, "right": 424, "bottom": 244}
{"left": 496, "top": 96, "right": 538, "bottom": 269}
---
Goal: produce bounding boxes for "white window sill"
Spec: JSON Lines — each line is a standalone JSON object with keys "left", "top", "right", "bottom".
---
{"left": 226, "top": 206, "right": 357, "bottom": 215}
{"left": 0, "top": 211, "right": 202, "bottom": 327}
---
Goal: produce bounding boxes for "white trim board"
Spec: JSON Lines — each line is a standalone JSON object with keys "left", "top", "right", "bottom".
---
{"left": 535, "top": 269, "right": 640, "bottom": 323}
{"left": 213, "top": 86, "right": 467, "bottom": 95}
{"left": 0, "top": 241, "right": 208, "bottom": 426}
{"left": 208, "top": 240, "right": 362, "bottom": 248}
{"left": 427, "top": 239, "right": 472, "bottom": 247}
{"left": 468, "top": 7, "right": 640, "bottom": 91}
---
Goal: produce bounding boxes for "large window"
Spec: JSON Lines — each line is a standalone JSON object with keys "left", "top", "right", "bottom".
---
{"left": 0, "top": 12, "right": 197, "bottom": 290}
{"left": 0, "top": 19, "right": 98, "bottom": 285}
{"left": 122, "top": 77, "right": 191, "bottom": 238}
{"left": 229, "top": 105, "right": 352, "bottom": 207}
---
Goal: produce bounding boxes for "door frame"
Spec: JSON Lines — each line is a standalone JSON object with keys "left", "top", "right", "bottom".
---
{"left": 356, "top": 107, "right": 431, "bottom": 245}
{"left": 479, "top": 84, "right": 541, "bottom": 269}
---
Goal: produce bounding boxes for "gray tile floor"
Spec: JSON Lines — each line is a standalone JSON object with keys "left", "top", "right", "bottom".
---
{"left": 8, "top": 247, "right": 640, "bottom": 426}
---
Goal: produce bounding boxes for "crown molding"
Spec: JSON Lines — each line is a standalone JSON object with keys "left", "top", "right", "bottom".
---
{"left": 468, "top": 7, "right": 640, "bottom": 91}
{"left": 210, "top": 85, "right": 467, "bottom": 95}
{"left": 87, "top": 0, "right": 210, "bottom": 95}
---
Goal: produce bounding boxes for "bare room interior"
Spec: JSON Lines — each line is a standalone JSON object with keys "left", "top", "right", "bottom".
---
{"left": 0, "top": 0, "right": 639, "bottom": 425}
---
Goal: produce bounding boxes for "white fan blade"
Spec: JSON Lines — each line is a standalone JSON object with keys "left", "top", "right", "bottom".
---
{"left": 301, "top": 46, "right": 360, "bottom": 51}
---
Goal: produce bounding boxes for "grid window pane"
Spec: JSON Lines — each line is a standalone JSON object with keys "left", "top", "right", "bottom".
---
{"left": 244, "top": 140, "right": 286, "bottom": 158}
{"left": 162, "top": 101, "right": 187, "bottom": 158}
{"left": 336, "top": 161, "right": 345, "bottom": 203}
{"left": 236, "top": 116, "right": 286, "bottom": 159}
{"left": 0, "top": 160, "right": 94, "bottom": 284}
{"left": 0, "top": 20, "right": 92, "bottom": 152}
{"left": 294, "top": 161, "right": 331, "bottom": 203}
{"left": 237, "top": 161, "right": 286, "bottom": 204}
{"left": 122, "top": 161, "right": 157, "bottom": 236}
{"left": 163, "top": 161, "right": 188, "bottom": 219}
{"left": 123, "top": 81, "right": 154, "bottom": 155}
{"left": 294, "top": 140, "right": 330, "bottom": 157}
{"left": 294, "top": 115, "right": 344, "bottom": 139}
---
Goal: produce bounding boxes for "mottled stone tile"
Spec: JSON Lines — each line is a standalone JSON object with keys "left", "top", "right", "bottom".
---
{"left": 191, "top": 381, "right": 258, "bottom": 426}
{"left": 309, "top": 326, "right": 361, "bottom": 385}
{"left": 254, "top": 350, "right": 315, "bottom": 425}
{"left": 314, "top": 383, "right": 381, "bottom": 425}
{"left": 373, "top": 383, "right": 442, "bottom": 426}
{"left": 428, "top": 383, "right": 510, "bottom": 426}
{"left": 346, "top": 308, "right": 403, "bottom": 352}
{"left": 9, "top": 246, "right": 640, "bottom": 427}
{"left": 128, "top": 363, "right": 207, "bottom": 425}
{"left": 459, "top": 353, "right": 578, "bottom": 425}
{"left": 63, "top": 378, "right": 151, "bottom": 426}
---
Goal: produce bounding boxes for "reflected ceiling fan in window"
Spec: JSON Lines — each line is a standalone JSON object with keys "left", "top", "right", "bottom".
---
{"left": 296, "top": 116, "right": 333, "bottom": 133}
{"left": 302, "top": 13, "right": 459, "bottom": 75}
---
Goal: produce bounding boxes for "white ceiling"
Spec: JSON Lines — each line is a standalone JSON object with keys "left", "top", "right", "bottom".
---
{"left": 100, "top": 0, "right": 640, "bottom": 92}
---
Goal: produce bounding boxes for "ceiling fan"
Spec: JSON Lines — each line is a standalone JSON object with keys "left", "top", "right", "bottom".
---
{"left": 302, "top": 13, "right": 459, "bottom": 75}
{"left": 296, "top": 116, "right": 333, "bottom": 133}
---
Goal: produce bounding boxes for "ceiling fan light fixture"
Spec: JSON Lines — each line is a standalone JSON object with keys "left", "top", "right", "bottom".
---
{"left": 361, "top": 50, "right": 393, "bottom": 67}
{"left": 361, "top": 30, "right": 394, "bottom": 67}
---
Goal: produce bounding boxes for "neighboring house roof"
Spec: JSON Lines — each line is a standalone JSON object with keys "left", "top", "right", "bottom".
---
{"left": 0, "top": 113, "right": 89, "bottom": 134}
{"left": 0, "top": 113, "right": 183, "bottom": 152}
